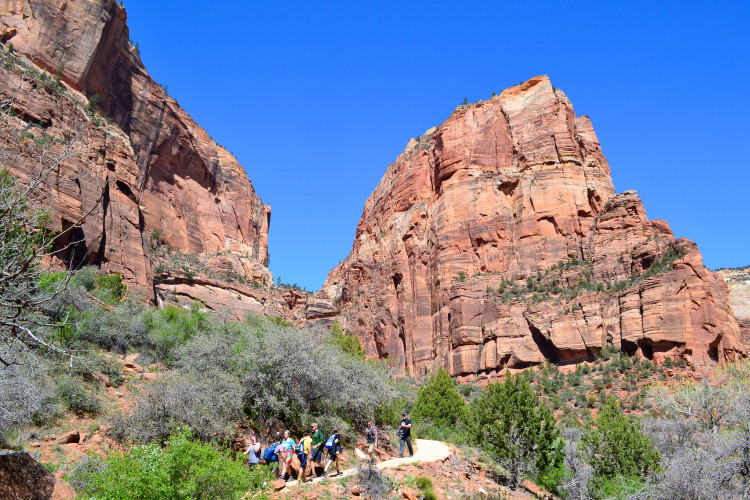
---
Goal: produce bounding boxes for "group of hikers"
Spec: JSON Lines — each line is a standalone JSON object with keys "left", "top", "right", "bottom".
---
{"left": 242, "top": 413, "right": 413, "bottom": 482}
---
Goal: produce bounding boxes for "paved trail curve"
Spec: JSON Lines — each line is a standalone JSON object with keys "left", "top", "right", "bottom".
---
{"left": 285, "top": 439, "right": 452, "bottom": 487}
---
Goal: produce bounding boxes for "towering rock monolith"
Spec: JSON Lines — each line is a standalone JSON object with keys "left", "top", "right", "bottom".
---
{"left": 321, "top": 76, "right": 745, "bottom": 378}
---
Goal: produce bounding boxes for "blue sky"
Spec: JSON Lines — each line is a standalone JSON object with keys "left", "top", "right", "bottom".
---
{"left": 123, "top": 0, "right": 749, "bottom": 291}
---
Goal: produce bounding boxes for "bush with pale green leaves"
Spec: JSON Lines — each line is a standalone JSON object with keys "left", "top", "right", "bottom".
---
{"left": 72, "top": 427, "right": 271, "bottom": 499}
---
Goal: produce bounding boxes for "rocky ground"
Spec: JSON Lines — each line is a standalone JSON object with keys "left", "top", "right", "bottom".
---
{"left": 270, "top": 447, "right": 542, "bottom": 500}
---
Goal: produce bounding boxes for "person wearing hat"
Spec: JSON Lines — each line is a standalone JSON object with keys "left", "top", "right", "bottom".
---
{"left": 398, "top": 412, "right": 413, "bottom": 458}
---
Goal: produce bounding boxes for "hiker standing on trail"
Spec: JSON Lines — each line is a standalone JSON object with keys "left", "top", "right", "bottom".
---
{"left": 366, "top": 421, "right": 378, "bottom": 463}
{"left": 280, "top": 430, "right": 296, "bottom": 480}
{"left": 243, "top": 435, "right": 261, "bottom": 470}
{"left": 399, "top": 412, "right": 413, "bottom": 458}
{"left": 322, "top": 427, "right": 342, "bottom": 477}
{"left": 310, "top": 422, "right": 325, "bottom": 466}
{"left": 298, "top": 429, "right": 313, "bottom": 480}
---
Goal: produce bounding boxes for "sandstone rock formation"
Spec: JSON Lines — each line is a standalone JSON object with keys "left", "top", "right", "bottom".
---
{"left": 322, "top": 76, "right": 745, "bottom": 378}
{"left": 0, "top": 0, "right": 296, "bottom": 318}
{"left": 0, "top": 449, "right": 72, "bottom": 499}
{"left": 716, "top": 266, "right": 750, "bottom": 347}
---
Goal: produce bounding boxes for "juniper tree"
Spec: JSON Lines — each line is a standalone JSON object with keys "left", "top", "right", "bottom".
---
{"left": 412, "top": 366, "right": 468, "bottom": 428}
{"left": 580, "top": 397, "right": 661, "bottom": 494}
{"left": 469, "top": 371, "right": 563, "bottom": 489}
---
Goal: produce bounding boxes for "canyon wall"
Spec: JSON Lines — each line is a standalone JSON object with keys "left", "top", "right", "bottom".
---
{"left": 716, "top": 266, "right": 750, "bottom": 347}
{"left": 321, "top": 76, "right": 745, "bottom": 378}
{"left": 1, "top": 0, "right": 305, "bottom": 318}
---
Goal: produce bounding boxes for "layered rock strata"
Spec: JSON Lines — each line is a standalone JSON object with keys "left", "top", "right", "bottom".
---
{"left": 0, "top": 0, "right": 290, "bottom": 317}
{"left": 322, "top": 76, "right": 745, "bottom": 378}
{"left": 716, "top": 266, "right": 750, "bottom": 347}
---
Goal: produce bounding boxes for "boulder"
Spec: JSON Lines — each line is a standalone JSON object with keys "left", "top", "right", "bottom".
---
{"left": 399, "top": 486, "right": 418, "bottom": 500}
{"left": 0, "top": 450, "right": 56, "bottom": 499}
{"left": 56, "top": 431, "right": 80, "bottom": 445}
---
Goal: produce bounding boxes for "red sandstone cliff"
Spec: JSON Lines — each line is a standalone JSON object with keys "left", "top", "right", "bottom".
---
{"left": 0, "top": 0, "right": 303, "bottom": 318}
{"left": 716, "top": 266, "right": 750, "bottom": 348}
{"left": 321, "top": 76, "right": 745, "bottom": 378}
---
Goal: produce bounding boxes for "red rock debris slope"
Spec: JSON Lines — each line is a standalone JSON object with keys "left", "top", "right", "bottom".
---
{"left": 1, "top": 0, "right": 306, "bottom": 318}
{"left": 321, "top": 76, "right": 745, "bottom": 378}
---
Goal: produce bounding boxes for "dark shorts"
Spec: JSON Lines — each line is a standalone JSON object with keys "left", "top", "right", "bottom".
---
{"left": 327, "top": 447, "right": 338, "bottom": 460}
{"left": 312, "top": 449, "right": 323, "bottom": 463}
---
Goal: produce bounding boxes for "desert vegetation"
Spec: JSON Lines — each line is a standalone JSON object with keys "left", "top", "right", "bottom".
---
{"left": 407, "top": 354, "right": 750, "bottom": 499}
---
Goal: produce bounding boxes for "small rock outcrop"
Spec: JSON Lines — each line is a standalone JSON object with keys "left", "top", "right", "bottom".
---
{"left": 322, "top": 76, "right": 745, "bottom": 378}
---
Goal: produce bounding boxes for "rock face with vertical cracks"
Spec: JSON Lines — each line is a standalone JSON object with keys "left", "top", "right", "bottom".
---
{"left": 322, "top": 76, "right": 745, "bottom": 378}
{"left": 0, "top": 0, "right": 286, "bottom": 316}
{"left": 716, "top": 266, "right": 750, "bottom": 348}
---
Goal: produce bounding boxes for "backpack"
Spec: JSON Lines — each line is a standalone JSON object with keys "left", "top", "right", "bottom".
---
{"left": 325, "top": 434, "right": 336, "bottom": 449}
{"left": 264, "top": 443, "right": 279, "bottom": 462}
{"left": 295, "top": 442, "right": 305, "bottom": 455}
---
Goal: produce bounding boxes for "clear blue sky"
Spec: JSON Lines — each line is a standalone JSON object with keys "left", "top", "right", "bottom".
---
{"left": 123, "top": 0, "right": 749, "bottom": 291}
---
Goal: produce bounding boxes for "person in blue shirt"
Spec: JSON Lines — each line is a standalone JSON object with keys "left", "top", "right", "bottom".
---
{"left": 279, "top": 429, "right": 296, "bottom": 479}
{"left": 322, "top": 427, "right": 342, "bottom": 477}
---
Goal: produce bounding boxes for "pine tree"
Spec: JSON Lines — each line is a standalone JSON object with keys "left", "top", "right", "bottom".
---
{"left": 581, "top": 397, "right": 661, "bottom": 493}
{"left": 412, "top": 367, "right": 468, "bottom": 428}
{"left": 468, "top": 371, "right": 563, "bottom": 489}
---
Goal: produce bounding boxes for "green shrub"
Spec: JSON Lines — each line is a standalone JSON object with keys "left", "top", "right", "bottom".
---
{"left": 328, "top": 320, "right": 365, "bottom": 359}
{"left": 592, "top": 475, "right": 648, "bottom": 500}
{"left": 100, "top": 359, "right": 124, "bottom": 388}
{"left": 567, "top": 369, "right": 583, "bottom": 387}
{"left": 93, "top": 273, "right": 126, "bottom": 304}
{"left": 73, "top": 427, "right": 268, "bottom": 499}
{"left": 86, "top": 94, "right": 100, "bottom": 113}
{"left": 469, "top": 372, "right": 564, "bottom": 490}
{"left": 70, "top": 300, "right": 147, "bottom": 354}
{"left": 112, "top": 371, "right": 242, "bottom": 445}
{"left": 412, "top": 367, "right": 468, "bottom": 428}
{"left": 536, "top": 462, "right": 569, "bottom": 495}
{"left": 415, "top": 476, "right": 433, "bottom": 490}
{"left": 600, "top": 345, "right": 618, "bottom": 360}
{"left": 143, "top": 303, "right": 208, "bottom": 361}
{"left": 375, "top": 395, "right": 410, "bottom": 428}
{"left": 55, "top": 376, "right": 101, "bottom": 416}
{"left": 581, "top": 397, "right": 661, "bottom": 495}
